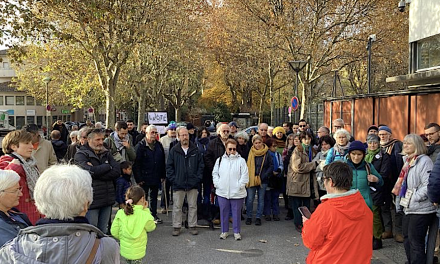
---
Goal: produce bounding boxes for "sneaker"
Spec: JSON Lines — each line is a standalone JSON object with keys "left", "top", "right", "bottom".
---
{"left": 265, "top": 215, "right": 272, "bottom": 221}
{"left": 154, "top": 216, "right": 163, "bottom": 224}
{"left": 234, "top": 233, "right": 242, "bottom": 241}
{"left": 190, "top": 227, "right": 198, "bottom": 235}
{"left": 245, "top": 218, "right": 252, "bottom": 225}
{"left": 255, "top": 218, "right": 262, "bottom": 226}
{"left": 219, "top": 232, "right": 229, "bottom": 239}
{"left": 273, "top": 215, "right": 280, "bottom": 221}
{"left": 172, "top": 228, "right": 180, "bottom": 236}
{"left": 212, "top": 219, "right": 221, "bottom": 225}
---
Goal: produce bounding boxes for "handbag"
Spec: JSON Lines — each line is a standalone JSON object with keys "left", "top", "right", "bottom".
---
{"left": 254, "top": 154, "right": 266, "bottom": 187}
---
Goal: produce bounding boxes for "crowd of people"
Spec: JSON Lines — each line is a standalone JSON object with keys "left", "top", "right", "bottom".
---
{"left": 0, "top": 117, "right": 440, "bottom": 264}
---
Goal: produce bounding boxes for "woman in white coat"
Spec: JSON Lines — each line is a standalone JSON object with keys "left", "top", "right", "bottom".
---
{"left": 213, "top": 139, "right": 249, "bottom": 241}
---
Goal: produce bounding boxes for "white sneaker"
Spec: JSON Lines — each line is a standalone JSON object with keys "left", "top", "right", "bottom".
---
{"left": 219, "top": 232, "right": 229, "bottom": 240}
{"left": 234, "top": 233, "right": 242, "bottom": 241}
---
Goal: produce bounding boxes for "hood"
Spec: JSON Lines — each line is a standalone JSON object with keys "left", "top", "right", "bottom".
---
{"left": 119, "top": 205, "right": 152, "bottom": 239}
{"left": 51, "top": 140, "right": 65, "bottom": 147}
{"left": 320, "top": 190, "right": 368, "bottom": 221}
{"left": 222, "top": 152, "right": 241, "bottom": 160}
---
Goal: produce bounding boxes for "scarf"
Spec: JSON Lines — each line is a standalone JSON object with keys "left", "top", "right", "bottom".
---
{"left": 333, "top": 142, "right": 350, "bottom": 156}
{"left": 392, "top": 155, "right": 417, "bottom": 197}
{"left": 110, "top": 131, "right": 128, "bottom": 152}
{"left": 381, "top": 139, "right": 399, "bottom": 155}
{"left": 302, "top": 143, "right": 313, "bottom": 162}
{"left": 11, "top": 152, "right": 40, "bottom": 200}
{"left": 273, "top": 135, "right": 286, "bottom": 149}
{"left": 365, "top": 148, "right": 381, "bottom": 163}
{"left": 246, "top": 145, "right": 268, "bottom": 187}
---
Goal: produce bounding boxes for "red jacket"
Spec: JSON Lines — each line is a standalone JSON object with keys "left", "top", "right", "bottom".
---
{"left": 0, "top": 155, "right": 41, "bottom": 224}
{"left": 302, "top": 190, "right": 372, "bottom": 264}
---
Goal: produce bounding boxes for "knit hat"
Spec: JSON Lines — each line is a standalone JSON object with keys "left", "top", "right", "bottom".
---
{"left": 167, "top": 123, "right": 177, "bottom": 131}
{"left": 367, "top": 125, "right": 379, "bottom": 133}
{"left": 348, "top": 140, "right": 366, "bottom": 153}
{"left": 272, "top": 126, "right": 285, "bottom": 135}
{"left": 378, "top": 126, "right": 392, "bottom": 134}
{"left": 228, "top": 121, "right": 239, "bottom": 128}
{"left": 186, "top": 123, "right": 195, "bottom": 130}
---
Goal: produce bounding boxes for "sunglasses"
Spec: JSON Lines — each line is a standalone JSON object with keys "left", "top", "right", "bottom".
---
{"left": 228, "top": 148, "right": 236, "bottom": 151}
{"left": 150, "top": 131, "right": 158, "bottom": 134}
{"left": 299, "top": 125, "right": 306, "bottom": 128}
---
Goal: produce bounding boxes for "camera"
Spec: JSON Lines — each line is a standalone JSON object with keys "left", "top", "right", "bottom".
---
{"left": 398, "top": 0, "right": 406, "bottom": 12}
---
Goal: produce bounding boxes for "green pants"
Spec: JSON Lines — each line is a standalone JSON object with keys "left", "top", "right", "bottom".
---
{"left": 372, "top": 205, "right": 384, "bottom": 239}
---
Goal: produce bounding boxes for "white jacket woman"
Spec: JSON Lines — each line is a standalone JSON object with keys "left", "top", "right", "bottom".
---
{"left": 213, "top": 152, "right": 249, "bottom": 199}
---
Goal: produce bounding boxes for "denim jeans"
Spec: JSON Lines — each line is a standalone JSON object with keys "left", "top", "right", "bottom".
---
{"left": 86, "top": 206, "right": 112, "bottom": 233}
{"left": 289, "top": 196, "right": 310, "bottom": 226}
{"left": 141, "top": 184, "right": 159, "bottom": 217}
{"left": 246, "top": 184, "right": 267, "bottom": 219}
{"left": 263, "top": 189, "right": 280, "bottom": 216}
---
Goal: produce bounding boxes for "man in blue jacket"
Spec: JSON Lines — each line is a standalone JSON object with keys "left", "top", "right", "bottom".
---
{"left": 167, "top": 126, "right": 204, "bottom": 236}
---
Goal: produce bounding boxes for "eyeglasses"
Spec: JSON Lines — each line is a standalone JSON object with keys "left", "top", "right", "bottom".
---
{"left": 333, "top": 125, "right": 342, "bottom": 129}
{"left": 367, "top": 141, "right": 379, "bottom": 144}
{"left": 150, "top": 131, "right": 158, "bottom": 134}
{"left": 228, "top": 148, "right": 236, "bottom": 151}
{"left": 426, "top": 131, "right": 439, "bottom": 137}
{"left": 1, "top": 186, "right": 23, "bottom": 194}
{"left": 222, "top": 130, "right": 230, "bottom": 133}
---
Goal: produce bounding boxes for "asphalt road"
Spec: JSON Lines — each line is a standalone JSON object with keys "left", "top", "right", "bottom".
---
{"left": 113, "top": 199, "right": 408, "bottom": 264}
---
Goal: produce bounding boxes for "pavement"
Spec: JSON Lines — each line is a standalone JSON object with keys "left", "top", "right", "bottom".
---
{"left": 113, "top": 200, "right": 408, "bottom": 264}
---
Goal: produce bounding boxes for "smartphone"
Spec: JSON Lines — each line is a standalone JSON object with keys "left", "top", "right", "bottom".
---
{"left": 298, "top": 206, "right": 312, "bottom": 219}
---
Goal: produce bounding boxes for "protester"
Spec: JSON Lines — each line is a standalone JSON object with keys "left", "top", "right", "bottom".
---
{"left": 0, "top": 130, "right": 41, "bottom": 224}
{"left": 365, "top": 134, "right": 390, "bottom": 250}
{"left": 282, "top": 122, "right": 293, "bottom": 135}
{"left": 23, "top": 124, "right": 57, "bottom": 173}
{"left": 74, "top": 128, "right": 120, "bottom": 233}
{"left": 0, "top": 165, "right": 120, "bottom": 263}
{"left": 50, "top": 130, "right": 68, "bottom": 162}
{"left": 187, "top": 123, "right": 197, "bottom": 143}
{"left": 325, "top": 128, "right": 351, "bottom": 165}
{"left": 0, "top": 170, "right": 32, "bottom": 246}
{"left": 264, "top": 138, "right": 283, "bottom": 222}
{"left": 379, "top": 125, "right": 404, "bottom": 242}
{"left": 313, "top": 135, "right": 335, "bottom": 197}
{"left": 65, "top": 127, "right": 88, "bottom": 163}
{"left": 111, "top": 186, "right": 156, "bottom": 264}
{"left": 159, "top": 122, "right": 177, "bottom": 214}
{"left": 425, "top": 123, "right": 440, "bottom": 162}
{"left": 302, "top": 162, "right": 373, "bottom": 264}
{"left": 245, "top": 135, "right": 273, "bottom": 226}
{"left": 105, "top": 121, "right": 136, "bottom": 163}
{"left": 126, "top": 119, "right": 139, "bottom": 145}
{"left": 116, "top": 161, "right": 133, "bottom": 208}
{"left": 287, "top": 131, "right": 319, "bottom": 232}
{"left": 212, "top": 139, "right": 249, "bottom": 240}
{"left": 272, "top": 126, "right": 286, "bottom": 154}
{"left": 282, "top": 133, "right": 300, "bottom": 220}
{"left": 52, "top": 119, "right": 69, "bottom": 143}
{"left": 393, "top": 134, "right": 436, "bottom": 264}
{"left": 235, "top": 131, "right": 250, "bottom": 161}
{"left": 133, "top": 125, "right": 166, "bottom": 224}
{"left": 228, "top": 121, "right": 239, "bottom": 137}
{"left": 195, "top": 126, "right": 211, "bottom": 218}
{"left": 166, "top": 127, "right": 204, "bottom": 236}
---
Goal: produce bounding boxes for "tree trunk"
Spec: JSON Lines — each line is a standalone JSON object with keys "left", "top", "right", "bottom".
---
{"left": 300, "top": 82, "right": 307, "bottom": 120}
{"left": 269, "top": 62, "right": 274, "bottom": 126}
{"left": 175, "top": 107, "right": 181, "bottom": 121}
{"left": 105, "top": 81, "right": 116, "bottom": 127}
{"left": 137, "top": 93, "right": 146, "bottom": 128}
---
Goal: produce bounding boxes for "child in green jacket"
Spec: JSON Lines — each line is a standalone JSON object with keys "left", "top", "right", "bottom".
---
{"left": 111, "top": 186, "right": 156, "bottom": 263}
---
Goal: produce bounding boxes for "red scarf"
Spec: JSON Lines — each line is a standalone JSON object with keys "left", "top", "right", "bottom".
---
{"left": 392, "top": 155, "right": 417, "bottom": 197}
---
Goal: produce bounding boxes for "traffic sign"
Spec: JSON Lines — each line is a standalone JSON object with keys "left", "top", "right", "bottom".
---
{"left": 291, "top": 96, "right": 299, "bottom": 111}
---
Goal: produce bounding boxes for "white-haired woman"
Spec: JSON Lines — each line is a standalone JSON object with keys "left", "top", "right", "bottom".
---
{"left": 325, "top": 129, "right": 351, "bottom": 165}
{"left": 235, "top": 131, "right": 250, "bottom": 161}
{"left": 0, "top": 165, "right": 120, "bottom": 263}
{"left": 0, "top": 170, "right": 32, "bottom": 246}
{"left": 392, "top": 134, "right": 436, "bottom": 264}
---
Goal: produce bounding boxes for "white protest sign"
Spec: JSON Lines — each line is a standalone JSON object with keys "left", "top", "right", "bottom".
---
{"left": 147, "top": 112, "right": 168, "bottom": 124}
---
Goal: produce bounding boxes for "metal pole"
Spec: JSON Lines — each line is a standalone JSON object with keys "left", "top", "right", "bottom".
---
{"left": 45, "top": 82, "right": 49, "bottom": 137}
{"left": 367, "top": 39, "right": 372, "bottom": 94}
{"left": 295, "top": 71, "right": 299, "bottom": 123}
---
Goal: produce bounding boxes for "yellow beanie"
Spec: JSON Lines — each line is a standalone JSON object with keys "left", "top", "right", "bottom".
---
{"left": 273, "top": 126, "right": 285, "bottom": 135}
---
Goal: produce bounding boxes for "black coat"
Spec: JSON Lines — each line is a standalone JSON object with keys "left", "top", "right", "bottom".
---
{"left": 133, "top": 139, "right": 166, "bottom": 186}
{"left": 51, "top": 139, "right": 67, "bottom": 162}
{"left": 428, "top": 151, "right": 440, "bottom": 203}
{"left": 369, "top": 150, "right": 391, "bottom": 206}
{"left": 204, "top": 136, "right": 230, "bottom": 173}
{"left": 254, "top": 152, "right": 273, "bottom": 184}
{"left": 74, "top": 144, "right": 120, "bottom": 209}
{"left": 52, "top": 123, "right": 69, "bottom": 143}
{"left": 166, "top": 142, "right": 204, "bottom": 191}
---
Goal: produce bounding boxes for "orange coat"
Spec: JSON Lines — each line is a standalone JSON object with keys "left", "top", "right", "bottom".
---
{"left": 302, "top": 190, "right": 372, "bottom": 264}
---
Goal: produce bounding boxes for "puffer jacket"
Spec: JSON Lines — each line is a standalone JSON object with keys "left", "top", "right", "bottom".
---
{"left": 428, "top": 152, "right": 440, "bottom": 203}
{"left": 346, "top": 159, "right": 383, "bottom": 210}
{"left": 111, "top": 206, "right": 156, "bottom": 260}
{"left": 402, "top": 154, "right": 436, "bottom": 215}
{"left": 166, "top": 142, "right": 204, "bottom": 191}
{"left": 312, "top": 150, "right": 329, "bottom": 191}
{"left": 74, "top": 144, "right": 120, "bottom": 209}
{"left": 0, "top": 222, "right": 120, "bottom": 264}
{"left": 212, "top": 152, "right": 249, "bottom": 199}
{"left": 325, "top": 146, "right": 349, "bottom": 165}
{"left": 287, "top": 144, "right": 319, "bottom": 199}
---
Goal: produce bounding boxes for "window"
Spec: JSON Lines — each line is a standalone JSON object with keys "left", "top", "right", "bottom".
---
{"left": 26, "top": 116, "right": 35, "bottom": 125}
{"left": 5, "top": 96, "right": 14, "bottom": 105}
{"left": 0, "top": 96, "right": 3, "bottom": 106}
{"left": 8, "top": 116, "right": 14, "bottom": 127}
{"left": 16, "top": 116, "right": 25, "bottom": 129}
{"left": 417, "top": 34, "right": 440, "bottom": 70}
{"left": 3, "top": 62, "right": 9, "bottom": 69}
{"left": 16, "top": 96, "right": 25, "bottom": 106}
{"left": 37, "top": 116, "right": 43, "bottom": 127}
{"left": 26, "top": 96, "right": 35, "bottom": 106}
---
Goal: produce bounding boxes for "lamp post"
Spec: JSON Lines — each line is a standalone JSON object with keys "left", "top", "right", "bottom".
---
{"left": 367, "top": 34, "right": 376, "bottom": 94}
{"left": 43, "top": 76, "right": 51, "bottom": 137}
{"left": 288, "top": 60, "right": 307, "bottom": 123}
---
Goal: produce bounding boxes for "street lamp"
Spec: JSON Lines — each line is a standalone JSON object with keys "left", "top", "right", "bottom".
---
{"left": 288, "top": 60, "right": 307, "bottom": 122}
{"left": 42, "top": 76, "right": 51, "bottom": 137}
{"left": 367, "top": 34, "right": 376, "bottom": 94}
